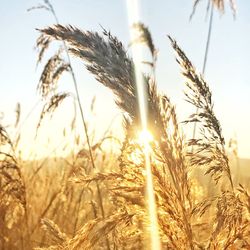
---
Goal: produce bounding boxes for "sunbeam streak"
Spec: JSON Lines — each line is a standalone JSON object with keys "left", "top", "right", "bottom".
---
{"left": 126, "top": 1, "right": 161, "bottom": 249}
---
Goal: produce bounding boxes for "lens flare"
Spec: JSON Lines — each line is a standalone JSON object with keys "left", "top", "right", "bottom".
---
{"left": 138, "top": 129, "right": 153, "bottom": 145}
{"left": 126, "top": 1, "right": 161, "bottom": 249}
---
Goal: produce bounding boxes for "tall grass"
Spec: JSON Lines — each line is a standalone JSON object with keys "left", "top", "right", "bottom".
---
{"left": 1, "top": 1, "right": 249, "bottom": 250}
{"left": 27, "top": 22, "right": 248, "bottom": 249}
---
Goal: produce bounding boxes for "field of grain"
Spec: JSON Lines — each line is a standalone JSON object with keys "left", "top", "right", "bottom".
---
{"left": 1, "top": 0, "right": 250, "bottom": 249}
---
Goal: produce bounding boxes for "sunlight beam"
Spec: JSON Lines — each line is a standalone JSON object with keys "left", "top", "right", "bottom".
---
{"left": 126, "top": 1, "right": 161, "bottom": 249}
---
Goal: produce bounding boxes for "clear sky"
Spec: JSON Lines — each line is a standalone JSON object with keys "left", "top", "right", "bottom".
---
{"left": 0, "top": 0, "right": 249, "bottom": 159}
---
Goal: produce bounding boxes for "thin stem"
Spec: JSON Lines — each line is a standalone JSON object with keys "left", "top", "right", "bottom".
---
{"left": 202, "top": 6, "right": 214, "bottom": 75}
{"left": 47, "top": 2, "right": 110, "bottom": 249}
{"left": 48, "top": 1, "right": 96, "bottom": 172}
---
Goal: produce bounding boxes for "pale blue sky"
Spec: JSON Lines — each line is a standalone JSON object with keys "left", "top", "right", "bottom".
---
{"left": 0, "top": 1, "right": 249, "bottom": 158}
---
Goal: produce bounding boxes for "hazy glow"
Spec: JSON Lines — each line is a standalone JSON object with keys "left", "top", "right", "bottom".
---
{"left": 126, "top": 1, "right": 161, "bottom": 249}
{"left": 138, "top": 129, "right": 153, "bottom": 145}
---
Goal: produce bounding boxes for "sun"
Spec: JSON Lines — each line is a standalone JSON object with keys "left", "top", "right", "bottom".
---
{"left": 138, "top": 129, "right": 153, "bottom": 146}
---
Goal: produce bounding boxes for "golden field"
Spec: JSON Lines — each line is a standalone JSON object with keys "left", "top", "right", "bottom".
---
{"left": 1, "top": 1, "right": 250, "bottom": 249}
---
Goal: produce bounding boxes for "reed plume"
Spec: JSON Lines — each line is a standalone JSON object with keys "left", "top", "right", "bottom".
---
{"left": 191, "top": 0, "right": 237, "bottom": 18}
{"left": 39, "top": 24, "right": 196, "bottom": 249}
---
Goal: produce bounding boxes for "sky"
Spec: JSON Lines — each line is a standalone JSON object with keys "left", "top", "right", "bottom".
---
{"left": 0, "top": 0, "right": 249, "bottom": 159}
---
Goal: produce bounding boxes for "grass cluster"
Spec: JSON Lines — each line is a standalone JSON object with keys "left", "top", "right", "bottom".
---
{"left": 1, "top": 0, "right": 249, "bottom": 249}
